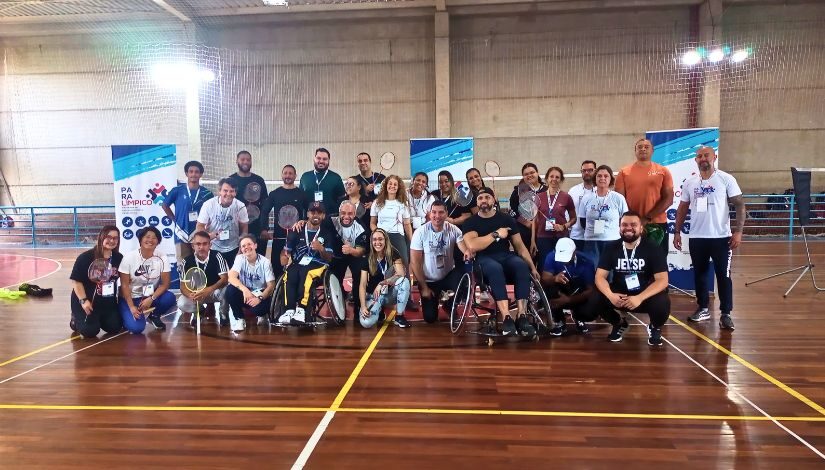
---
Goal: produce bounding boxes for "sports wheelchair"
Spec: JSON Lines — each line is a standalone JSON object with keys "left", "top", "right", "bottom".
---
{"left": 449, "top": 259, "right": 553, "bottom": 345}
{"left": 268, "top": 268, "right": 347, "bottom": 329}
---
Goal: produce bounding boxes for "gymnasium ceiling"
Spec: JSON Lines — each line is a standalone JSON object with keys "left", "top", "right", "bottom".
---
{"left": 0, "top": 0, "right": 804, "bottom": 37}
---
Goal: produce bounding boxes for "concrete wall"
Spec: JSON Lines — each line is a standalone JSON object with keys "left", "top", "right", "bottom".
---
{"left": 1, "top": 3, "right": 824, "bottom": 206}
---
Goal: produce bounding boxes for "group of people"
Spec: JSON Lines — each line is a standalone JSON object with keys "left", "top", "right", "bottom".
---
{"left": 69, "top": 140, "right": 746, "bottom": 346}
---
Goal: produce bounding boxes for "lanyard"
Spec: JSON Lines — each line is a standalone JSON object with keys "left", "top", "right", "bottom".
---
{"left": 219, "top": 203, "right": 231, "bottom": 229}
{"left": 595, "top": 190, "right": 610, "bottom": 218}
{"left": 304, "top": 225, "right": 320, "bottom": 254}
{"left": 187, "top": 186, "right": 200, "bottom": 205}
{"left": 360, "top": 172, "right": 376, "bottom": 186}
{"left": 378, "top": 258, "right": 388, "bottom": 276}
{"left": 699, "top": 170, "right": 716, "bottom": 192}
{"left": 411, "top": 192, "right": 427, "bottom": 215}
{"left": 195, "top": 254, "right": 209, "bottom": 271}
{"left": 315, "top": 170, "right": 328, "bottom": 188}
{"left": 623, "top": 238, "right": 641, "bottom": 265}
{"left": 428, "top": 223, "right": 445, "bottom": 250}
{"left": 545, "top": 190, "right": 559, "bottom": 219}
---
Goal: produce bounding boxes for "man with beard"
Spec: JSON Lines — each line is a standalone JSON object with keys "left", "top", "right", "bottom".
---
{"left": 228, "top": 151, "right": 268, "bottom": 256}
{"left": 674, "top": 146, "right": 744, "bottom": 331}
{"left": 462, "top": 188, "right": 540, "bottom": 337}
{"left": 299, "top": 147, "right": 346, "bottom": 216}
{"left": 278, "top": 202, "right": 336, "bottom": 325}
{"left": 329, "top": 200, "right": 368, "bottom": 322}
{"left": 581, "top": 211, "right": 670, "bottom": 346}
{"left": 354, "top": 152, "right": 385, "bottom": 205}
{"left": 615, "top": 139, "right": 674, "bottom": 259}
{"left": 568, "top": 160, "right": 596, "bottom": 252}
{"left": 260, "top": 164, "right": 309, "bottom": 279}
{"left": 410, "top": 200, "right": 469, "bottom": 323}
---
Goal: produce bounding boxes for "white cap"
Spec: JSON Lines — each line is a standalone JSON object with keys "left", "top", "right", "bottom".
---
{"left": 554, "top": 237, "right": 576, "bottom": 263}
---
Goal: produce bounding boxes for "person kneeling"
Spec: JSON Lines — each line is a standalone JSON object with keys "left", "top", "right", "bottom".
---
{"left": 279, "top": 202, "right": 336, "bottom": 325}
{"left": 225, "top": 235, "right": 276, "bottom": 331}
{"left": 178, "top": 231, "right": 229, "bottom": 328}
{"left": 359, "top": 228, "right": 411, "bottom": 329}
{"left": 581, "top": 211, "right": 670, "bottom": 346}
{"left": 540, "top": 237, "right": 595, "bottom": 336}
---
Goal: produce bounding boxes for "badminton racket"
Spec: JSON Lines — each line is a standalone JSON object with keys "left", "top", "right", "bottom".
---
{"left": 182, "top": 266, "right": 208, "bottom": 335}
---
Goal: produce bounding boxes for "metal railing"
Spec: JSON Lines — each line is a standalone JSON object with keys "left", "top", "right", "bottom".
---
{"left": 1, "top": 194, "right": 824, "bottom": 246}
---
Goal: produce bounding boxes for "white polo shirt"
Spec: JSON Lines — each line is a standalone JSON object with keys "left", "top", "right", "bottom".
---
{"left": 680, "top": 170, "right": 742, "bottom": 238}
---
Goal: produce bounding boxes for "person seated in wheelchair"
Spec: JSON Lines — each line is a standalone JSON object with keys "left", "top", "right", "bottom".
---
{"left": 540, "top": 237, "right": 596, "bottom": 336}
{"left": 462, "top": 188, "right": 541, "bottom": 337}
{"left": 329, "top": 200, "right": 368, "bottom": 323}
{"left": 279, "top": 201, "right": 336, "bottom": 325}
{"left": 359, "top": 228, "right": 411, "bottom": 329}
{"left": 410, "top": 200, "right": 470, "bottom": 323}
{"left": 225, "top": 234, "right": 277, "bottom": 331}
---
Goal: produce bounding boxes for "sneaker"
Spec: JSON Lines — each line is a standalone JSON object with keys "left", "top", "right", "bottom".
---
{"left": 279, "top": 309, "right": 295, "bottom": 324}
{"left": 607, "top": 319, "right": 628, "bottom": 342}
{"left": 719, "top": 314, "right": 735, "bottom": 331}
{"left": 501, "top": 315, "right": 517, "bottom": 336}
{"left": 219, "top": 314, "right": 230, "bottom": 327}
{"left": 648, "top": 324, "right": 663, "bottom": 347}
{"left": 291, "top": 307, "right": 306, "bottom": 325}
{"left": 440, "top": 290, "right": 454, "bottom": 304}
{"left": 393, "top": 315, "right": 411, "bottom": 328}
{"left": 574, "top": 320, "right": 590, "bottom": 334}
{"left": 69, "top": 318, "right": 77, "bottom": 333}
{"left": 189, "top": 313, "right": 198, "bottom": 328}
{"left": 516, "top": 315, "right": 536, "bottom": 337}
{"left": 230, "top": 316, "right": 246, "bottom": 332}
{"left": 688, "top": 307, "right": 710, "bottom": 322}
{"left": 548, "top": 320, "right": 566, "bottom": 337}
{"left": 148, "top": 314, "right": 167, "bottom": 331}
{"left": 478, "top": 291, "right": 492, "bottom": 303}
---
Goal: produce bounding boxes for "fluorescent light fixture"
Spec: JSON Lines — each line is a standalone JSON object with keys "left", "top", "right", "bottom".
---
{"left": 262, "top": 0, "right": 288, "bottom": 5}
{"left": 708, "top": 48, "right": 725, "bottom": 63}
{"left": 731, "top": 49, "right": 749, "bottom": 63}
{"left": 680, "top": 50, "right": 702, "bottom": 66}
{"left": 151, "top": 63, "right": 215, "bottom": 89}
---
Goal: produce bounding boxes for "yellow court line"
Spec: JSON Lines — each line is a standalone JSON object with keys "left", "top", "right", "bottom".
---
{"left": 0, "top": 336, "right": 80, "bottom": 367}
{"left": 329, "top": 311, "right": 395, "bottom": 410}
{"left": 670, "top": 315, "right": 825, "bottom": 416}
{"left": 1, "top": 403, "right": 825, "bottom": 422}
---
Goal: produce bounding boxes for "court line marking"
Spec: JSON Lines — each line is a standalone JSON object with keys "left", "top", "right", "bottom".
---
{"left": 670, "top": 315, "right": 825, "bottom": 416}
{"left": 0, "top": 254, "right": 63, "bottom": 289}
{"left": 0, "top": 336, "right": 80, "bottom": 367}
{"left": 1, "top": 403, "right": 824, "bottom": 423}
{"left": 292, "top": 312, "right": 395, "bottom": 469}
{"left": 630, "top": 313, "right": 824, "bottom": 460}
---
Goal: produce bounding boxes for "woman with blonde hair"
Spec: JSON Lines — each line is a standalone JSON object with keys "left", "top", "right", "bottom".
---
{"left": 359, "top": 228, "right": 411, "bottom": 329}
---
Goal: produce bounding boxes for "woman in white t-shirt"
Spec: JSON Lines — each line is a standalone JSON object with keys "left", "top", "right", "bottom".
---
{"left": 118, "top": 227, "right": 176, "bottom": 334}
{"left": 407, "top": 172, "right": 435, "bottom": 231}
{"left": 579, "top": 164, "right": 629, "bottom": 264}
{"left": 225, "top": 234, "right": 276, "bottom": 331}
{"left": 370, "top": 175, "right": 413, "bottom": 268}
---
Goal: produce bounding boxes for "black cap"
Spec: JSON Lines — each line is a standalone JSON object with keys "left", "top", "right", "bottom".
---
{"left": 477, "top": 187, "right": 495, "bottom": 198}
{"left": 308, "top": 201, "right": 326, "bottom": 213}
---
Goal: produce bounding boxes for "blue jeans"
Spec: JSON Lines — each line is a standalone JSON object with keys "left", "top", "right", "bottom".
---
{"left": 118, "top": 291, "right": 176, "bottom": 334}
{"left": 361, "top": 277, "right": 411, "bottom": 328}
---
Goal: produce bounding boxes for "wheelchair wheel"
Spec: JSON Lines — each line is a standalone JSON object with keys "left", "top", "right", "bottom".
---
{"left": 323, "top": 272, "right": 346, "bottom": 326}
{"left": 269, "top": 273, "right": 286, "bottom": 323}
{"left": 527, "top": 275, "right": 553, "bottom": 331}
{"left": 450, "top": 273, "right": 472, "bottom": 335}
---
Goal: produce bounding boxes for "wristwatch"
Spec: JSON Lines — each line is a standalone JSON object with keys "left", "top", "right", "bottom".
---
{"left": 80, "top": 298, "right": 88, "bottom": 303}
{"left": 491, "top": 232, "right": 501, "bottom": 242}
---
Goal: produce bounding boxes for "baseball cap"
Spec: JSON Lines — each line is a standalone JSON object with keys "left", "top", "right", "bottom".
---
{"left": 476, "top": 187, "right": 495, "bottom": 198}
{"left": 308, "top": 201, "right": 325, "bottom": 213}
{"left": 554, "top": 237, "right": 576, "bottom": 263}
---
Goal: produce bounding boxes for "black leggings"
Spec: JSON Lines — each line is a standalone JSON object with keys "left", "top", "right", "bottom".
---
{"left": 70, "top": 294, "right": 122, "bottom": 337}
{"left": 579, "top": 289, "right": 670, "bottom": 328}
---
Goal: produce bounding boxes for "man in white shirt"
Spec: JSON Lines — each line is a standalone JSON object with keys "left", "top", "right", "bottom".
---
{"left": 196, "top": 178, "right": 249, "bottom": 268}
{"left": 673, "top": 146, "right": 745, "bottom": 331}
{"left": 410, "top": 200, "right": 469, "bottom": 323}
{"left": 567, "top": 160, "right": 596, "bottom": 251}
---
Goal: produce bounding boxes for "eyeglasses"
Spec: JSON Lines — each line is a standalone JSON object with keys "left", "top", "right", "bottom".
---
{"left": 345, "top": 182, "right": 356, "bottom": 187}
{"left": 104, "top": 236, "right": 119, "bottom": 241}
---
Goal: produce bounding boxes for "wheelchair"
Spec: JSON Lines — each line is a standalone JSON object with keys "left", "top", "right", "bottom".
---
{"left": 268, "top": 268, "right": 346, "bottom": 329}
{"left": 449, "top": 259, "right": 553, "bottom": 346}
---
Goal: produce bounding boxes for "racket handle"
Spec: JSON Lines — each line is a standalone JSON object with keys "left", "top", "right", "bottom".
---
{"left": 142, "top": 307, "right": 156, "bottom": 315}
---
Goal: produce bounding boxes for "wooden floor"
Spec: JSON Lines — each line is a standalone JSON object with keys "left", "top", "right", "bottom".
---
{"left": 1, "top": 242, "right": 824, "bottom": 468}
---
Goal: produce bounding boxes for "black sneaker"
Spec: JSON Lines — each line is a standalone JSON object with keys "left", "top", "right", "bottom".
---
{"left": 688, "top": 307, "right": 711, "bottom": 322}
{"left": 719, "top": 314, "right": 735, "bottom": 331}
{"left": 607, "top": 319, "right": 629, "bottom": 342}
{"left": 574, "top": 320, "right": 589, "bottom": 334}
{"left": 393, "top": 315, "right": 411, "bottom": 329}
{"left": 69, "top": 318, "right": 77, "bottom": 333}
{"left": 501, "top": 315, "right": 517, "bottom": 336}
{"left": 148, "top": 314, "right": 167, "bottom": 331}
{"left": 548, "top": 320, "right": 566, "bottom": 337}
{"left": 219, "top": 314, "right": 230, "bottom": 327}
{"left": 648, "top": 325, "right": 663, "bottom": 347}
{"left": 516, "top": 315, "right": 536, "bottom": 337}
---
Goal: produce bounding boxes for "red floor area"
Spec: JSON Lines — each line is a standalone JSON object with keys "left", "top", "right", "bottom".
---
{"left": 0, "top": 254, "right": 61, "bottom": 288}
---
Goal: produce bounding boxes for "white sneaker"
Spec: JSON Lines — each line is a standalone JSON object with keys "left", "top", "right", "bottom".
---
{"left": 478, "top": 290, "right": 491, "bottom": 302}
{"left": 279, "top": 309, "right": 294, "bottom": 324}
{"left": 291, "top": 307, "right": 306, "bottom": 325}
{"left": 230, "top": 315, "right": 246, "bottom": 332}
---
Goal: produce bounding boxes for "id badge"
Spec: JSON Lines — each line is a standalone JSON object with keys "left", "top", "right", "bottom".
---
{"left": 314, "top": 191, "right": 324, "bottom": 202}
{"left": 142, "top": 284, "right": 155, "bottom": 297}
{"left": 593, "top": 219, "right": 606, "bottom": 235}
{"left": 545, "top": 218, "right": 556, "bottom": 232}
{"left": 436, "top": 254, "right": 445, "bottom": 269}
{"left": 101, "top": 281, "right": 115, "bottom": 297}
{"left": 411, "top": 216, "right": 423, "bottom": 228}
{"left": 696, "top": 196, "right": 708, "bottom": 213}
{"left": 218, "top": 229, "right": 230, "bottom": 241}
{"left": 188, "top": 211, "right": 198, "bottom": 222}
{"left": 299, "top": 256, "right": 312, "bottom": 266}
{"left": 625, "top": 273, "right": 641, "bottom": 291}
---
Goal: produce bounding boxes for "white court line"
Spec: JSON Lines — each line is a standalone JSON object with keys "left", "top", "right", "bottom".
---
{"left": 628, "top": 313, "right": 825, "bottom": 460}
{"left": 1, "top": 253, "right": 63, "bottom": 289}
{"left": 292, "top": 411, "right": 336, "bottom": 469}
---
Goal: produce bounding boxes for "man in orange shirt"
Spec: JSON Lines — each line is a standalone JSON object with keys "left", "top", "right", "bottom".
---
{"left": 615, "top": 138, "right": 674, "bottom": 259}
